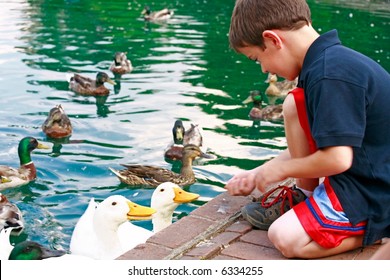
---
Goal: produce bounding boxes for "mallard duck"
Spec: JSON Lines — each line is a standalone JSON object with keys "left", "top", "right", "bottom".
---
{"left": 141, "top": 6, "right": 174, "bottom": 22}
{"left": 164, "top": 121, "right": 209, "bottom": 161}
{"left": 109, "top": 52, "right": 133, "bottom": 75}
{"left": 265, "top": 73, "right": 297, "bottom": 97}
{"left": 110, "top": 144, "right": 211, "bottom": 187}
{"left": 68, "top": 72, "right": 116, "bottom": 96}
{"left": 0, "top": 137, "right": 49, "bottom": 190}
{"left": 8, "top": 240, "right": 67, "bottom": 260}
{"left": 164, "top": 120, "right": 185, "bottom": 160}
{"left": 69, "top": 195, "right": 156, "bottom": 259}
{"left": 0, "top": 193, "right": 24, "bottom": 236}
{"left": 0, "top": 229, "right": 91, "bottom": 260}
{"left": 42, "top": 104, "right": 72, "bottom": 139}
{"left": 242, "top": 90, "right": 284, "bottom": 121}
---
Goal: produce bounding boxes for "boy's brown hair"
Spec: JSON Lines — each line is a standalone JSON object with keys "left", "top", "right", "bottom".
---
{"left": 229, "top": 0, "right": 312, "bottom": 51}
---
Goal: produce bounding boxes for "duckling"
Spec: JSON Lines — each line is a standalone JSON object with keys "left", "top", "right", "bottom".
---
{"left": 265, "top": 73, "right": 297, "bottom": 97}
{"left": 69, "top": 195, "right": 156, "bottom": 260}
{"left": 42, "top": 104, "right": 72, "bottom": 139}
{"left": 0, "top": 137, "right": 49, "bottom": 190}
{"left": 109, "top": 52, "right": 133, "bottom": 75}
{"left": 0, "top": 193, "right": 24, "bottom": 236}
{"left": 110, "top": 144, "right": 211, "bottom": 187}
{"left": 242, "top": 90, "right": 284, "bottom": 121}
{"left": 164, "top": 120, "right": 185, "bottom": 161}
{"left": 141, "top": 6, "right": 174, "bottom": 22}
{"left": 68, "top": 72, "right": 116, "bottom": 96}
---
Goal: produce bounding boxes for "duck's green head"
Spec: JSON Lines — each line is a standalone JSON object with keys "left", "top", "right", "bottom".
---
{"left": 9, "top": 241, "right": 66, "bottom": 260}
{"left": 141, "top": 6, "right": 151, "bottom": 15}
{"left": 96, "top": 72, "right": 116, "bottom": 86}
{"left": 172, "top": 120, "right": 185, "bottom": 145}
{"left": 18, "top": 137, "right": 49, "bottom": 165}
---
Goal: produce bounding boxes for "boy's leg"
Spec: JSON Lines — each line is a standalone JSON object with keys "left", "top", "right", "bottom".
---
{"left": 283, "top": 94, "right": 319, "bottom": 191}
{"left": 268, "top": 208, "right": 363, "bottom": 259}
{"left": 241, "top": 93, "right": 318, "bottom": 230}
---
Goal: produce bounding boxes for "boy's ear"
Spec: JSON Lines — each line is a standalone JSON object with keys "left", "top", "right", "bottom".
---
{"left": 262, "top": 30, "right": 283, "bottom": 49}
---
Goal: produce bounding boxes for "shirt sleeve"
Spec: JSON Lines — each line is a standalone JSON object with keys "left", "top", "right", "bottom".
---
{"left": 307, "top": 78, "right": 367, "bottom": 149}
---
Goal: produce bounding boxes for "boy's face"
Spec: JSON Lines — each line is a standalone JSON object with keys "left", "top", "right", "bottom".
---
{"left": 236, "top": 33, "right": 300, "bottom": 81}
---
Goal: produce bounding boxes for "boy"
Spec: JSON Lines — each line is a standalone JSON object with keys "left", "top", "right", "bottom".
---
{"left": 225, "top": 0, "right": 390, "bottom": 258}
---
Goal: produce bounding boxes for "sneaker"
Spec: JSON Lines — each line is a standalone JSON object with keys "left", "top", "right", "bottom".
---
{"left": 241, "top": 185, "right": 307, "bottom": 230}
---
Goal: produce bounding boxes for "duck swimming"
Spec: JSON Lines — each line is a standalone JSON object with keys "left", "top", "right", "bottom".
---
{"left": 242, "top": 90, "right": 284, "bottom": 121}
{"left": 265, "top": 73, "right": 297, "bottom": 97}
{"left": 42, "top": 104, "right": 72, "bottom": 139}
{"left": 69, "top": 195, "right": 156, "bottom": 260}
{"left": 141, "top": 6, "right": 174, "bottom": 22}
{"left": 110, "top": 144, "right": 211, "bottom": 187}
{"left": 68, "top": 72, "right": 116, "bottom": 96}
{"left": 164, "top": 121, "right": 208, "bottom": 161}
{"left": 0, "top": 137, "right": 49, "bottom": 190}
{"left": 164, "top": 120, "right": 185, "bottom": 161}
{"left": 109, "top": 52, "right": 133, "bottom": 75}
{"left": 0, "top": 193, "right": 24, "bottom": 235}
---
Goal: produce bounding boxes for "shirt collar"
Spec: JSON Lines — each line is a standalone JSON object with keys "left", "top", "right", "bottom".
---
{"left": 298, "top": 29, "right": 341, "bottom": 87}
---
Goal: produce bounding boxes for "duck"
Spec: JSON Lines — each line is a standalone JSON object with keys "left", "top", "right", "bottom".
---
{"left": 164, "top": 121, "right": 209, "bottom": 161}
{"left": 109, "top": 144, "right": 211, "bottom": 187}
{"left": 149, "top": 182, "right": 199, "bottom": 233}
{"left": 109, "top": 52, "right": 133, "bottom": 75}
{"left": 242, "top": 90, "right": 284, "bottom": 121}
{"left": 0, "top": 228, "right": 91, "bottom": 260}
{"left": 141, "top": 6, "right": 174, "bottom": 22}
{"left": 164, "top": 120, "right": 185, "bottom": 161}
{"left": 0, "top": 137, "right": 49, "bottom": 190}
{"left": 68, "top": 72, "right": 116, "bottom": 96}
{"left": 42, "top": 104, "right": 72, "bottom": 139}
{"left": 8, "top": 240, "right": 67, "bottom": 260}
{"left": 265, "top": 73, "right": 297, "bottom": 97}
{"left": 69, "top": 195, "right": 156, "bottom": 260}
{"left": 0, "top": 193, "right": 24, "bottom": 236}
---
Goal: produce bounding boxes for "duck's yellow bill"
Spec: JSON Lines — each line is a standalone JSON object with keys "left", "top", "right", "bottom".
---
{"left": 127, "top": 201, "right": 156, "bottom": 221}
{"left": 37, "top": 142, "right": 50, "bottom": 149}
{"left": 173, "top": 186, "right": 200, "bottom": 203}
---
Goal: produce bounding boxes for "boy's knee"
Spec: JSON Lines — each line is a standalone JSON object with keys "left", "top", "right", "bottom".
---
{"left": 268, "top": 223, "right": 298, "bottom": 258}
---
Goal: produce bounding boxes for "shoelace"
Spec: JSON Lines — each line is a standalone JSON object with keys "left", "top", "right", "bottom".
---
{"left": 260, "top": 185, "right": 300, "bottom": 214}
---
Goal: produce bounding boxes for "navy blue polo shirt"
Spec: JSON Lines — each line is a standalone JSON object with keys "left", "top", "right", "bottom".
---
{"left": 298, "top": 30, "right": 390, "bottom": 245}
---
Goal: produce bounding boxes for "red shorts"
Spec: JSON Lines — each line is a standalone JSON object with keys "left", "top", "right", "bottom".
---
{"left": 289, "top": 88, "right": 366, "bottom": 248}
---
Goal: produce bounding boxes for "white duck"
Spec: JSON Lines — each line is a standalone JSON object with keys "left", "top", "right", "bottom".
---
{"left": 0, "top": 193, "right": 24, "bottom": 236}
{"left": 151, "top": 182, "right": 199, "bottom": 233}
{"left": 119, "top": 182, "right": 200, "bottom": 237}
{"left": 69, "top": 195, "right": 156, "bottom": 260}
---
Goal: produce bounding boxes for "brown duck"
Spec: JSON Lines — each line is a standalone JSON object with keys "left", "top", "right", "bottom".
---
{"left": 242, "top": 90, "right": 283, "bottom": 121}
{"left": 109, "top": 144, "right": 210, "bottom": 187}
{"left": 68, "top": 72, "right": 116, "bottom": 96}
{"left": 42, "top": 104, "right": 72, "bottom": 139}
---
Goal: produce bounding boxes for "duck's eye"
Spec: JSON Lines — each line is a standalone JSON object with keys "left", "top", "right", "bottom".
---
{"left": 112, "top": 202, "right": 117, "bottom": 206}
{"left": 160, "top": 188, "right": 165, "bottom": 192}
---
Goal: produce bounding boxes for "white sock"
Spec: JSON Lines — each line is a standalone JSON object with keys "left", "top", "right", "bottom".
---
{"left": 296, "top": 186, "right": 313, "bottom": 197}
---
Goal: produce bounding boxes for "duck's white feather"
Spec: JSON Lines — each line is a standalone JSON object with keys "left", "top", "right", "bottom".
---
{"left": 70, "top": 195, "right": 155, "bottom": 260}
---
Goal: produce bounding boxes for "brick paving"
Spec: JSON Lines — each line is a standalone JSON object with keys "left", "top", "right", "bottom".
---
{"left": 117, "top": 191, "right": 381, "bottom": 260}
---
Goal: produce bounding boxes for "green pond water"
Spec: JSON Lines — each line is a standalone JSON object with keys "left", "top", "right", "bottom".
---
{"left": 0, "top": 0, "right": 389, "bottom": 251}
